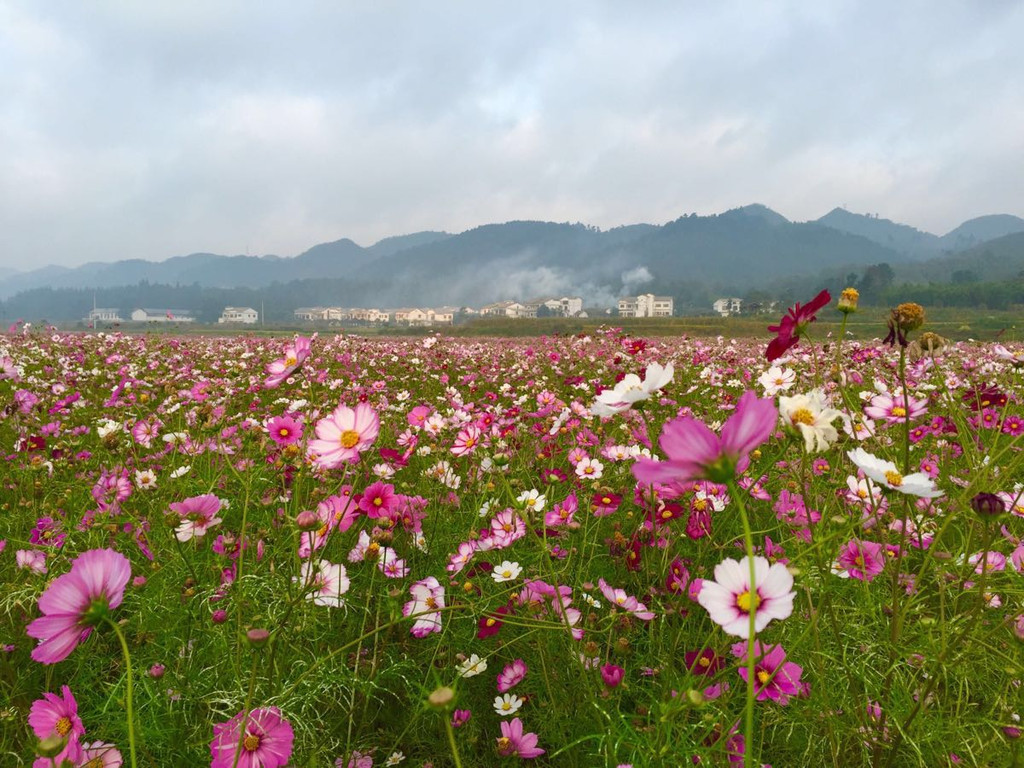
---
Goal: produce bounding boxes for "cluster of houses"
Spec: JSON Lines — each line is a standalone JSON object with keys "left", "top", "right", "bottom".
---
{"left": 82, "top": 293, "right": 769, "bottom": 326}
{"left": 86, "top": 307, "right": 259, "bottom": 325}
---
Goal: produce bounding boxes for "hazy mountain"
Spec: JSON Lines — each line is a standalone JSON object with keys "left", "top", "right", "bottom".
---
{"left": 901, "top": 231, "right": 1024, "bottom": 283}
{"left": 938, "top": 215, "right": 1024, "bottom": 252}
{"left": 815, "top": 208, "right": 940, "bottom": 257}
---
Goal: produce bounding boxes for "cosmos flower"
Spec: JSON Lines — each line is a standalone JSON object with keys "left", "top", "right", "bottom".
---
{"left": 766, "top": 289, "right": 831, "bottom": 361}
{"left": 78, "top": 741, "right": 124, "bottom": 767}
{"left": 209, "top": 707, "right": 294, "bottom": 768}
{"left": 493, "top": 693, "right": 525, "bottom": 717}
{"left": 758, "top": 365, "right": 797, "bottom": 396}
{"left": 297, "top": 560, "right": 350, "bottom": 607}
{"left": 734, "top": 641, "right": 804, "bottom": 705}
{"left": 491, "top": 561, "right": 523, "bottom": 583}
{"left": 169, "top": 494, "right": 224, "bottom": 542}
{"left": 267, "top": 414, "right": 303, "bottom": 447}
{"left": 457, "top": 653, "right": 488, "bottom": 678}
{"left": 28, "top": 686, "right": 85, "bottom": 765}
{"left": 847, "top": 448, "right": 944, "bottom": 499}
{"left": 264, "top": 335, "right": 312, "bottom": 389}
{"left": 834, "top": 539, "right": 885, "bottom": 582}
{"left": 697, "top": 556, "right": 794, "bottom": 638}
{"left": 497, "top": 659, "right": 528, "bottom": 692}
{"left": 632, "top": 390, "right": 776, "bottom": 486}
{"left": 403, "top": 577, "right": 445, "bottom": 638}
{"left": 27, "top": 549, "right": 132, "bottom": 664}
{"left": 597, "top": 578, "right": 655, "bottom": 620}
{"left": 591, "top": 362, "right": 673, "bottom": 417}
{"left": 778, "top": 389, "right": 844, "bottom": 453}
{"left": 496, "top": 718, "right": 545, "bottom": 759}
{"left": 308, "top": 402, "right": 380, "bottom": 469}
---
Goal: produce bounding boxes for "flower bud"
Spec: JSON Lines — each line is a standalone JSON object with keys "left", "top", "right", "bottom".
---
{"left": 246, "top": 628, "right": 270, "bottom": 648}
{"left": 971, "top": 492, "right": 1006, "bottom": 518}
{"left": 149, "top": 663, "right": 166, "bottom": 679}
{"left": 36, "top": 735, "right": 66, "bottom": 759}
{"left": 427, "top": 686, "right": 455, "bottom": 710}
{"left": 295, "top": 510, "right": 319, "bottom": 531}
{"left": 211, "top": 609, "right": 228, "bottom": 624}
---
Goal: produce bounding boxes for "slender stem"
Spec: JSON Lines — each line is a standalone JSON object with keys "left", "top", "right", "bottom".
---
{"left": 232, "top": 652, "right": 260, "bottom": 768}
{"left": 444, "top": 713, "right": 465, "bottom": 768}
{"left": 729, "top": 479, "right": 758, "bottom": 768}
{"left": 104, "top": 618, "right": 138, "bottom": 768}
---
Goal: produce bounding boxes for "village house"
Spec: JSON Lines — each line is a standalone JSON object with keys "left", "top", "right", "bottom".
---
{"left": 85, "top": 308, "right": 123, "bottom": 324}
{"left": 618, "top": 294, "right": 674, "bottom": 318}
{"left": 218, "top": 307, "right": 259, "bottom": 324}
{"left": 130, "top": 308, "right": 196, "bottom": 323}
{"left": 712, "top": 297, "right": 743, "bottom": 317}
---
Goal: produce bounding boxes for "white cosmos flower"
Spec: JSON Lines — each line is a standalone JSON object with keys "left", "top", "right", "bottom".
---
{"left": 491, "top": 561, "right": 523, "bottom": 583}
{"left": 591, "top": 362, "right": 674, "bottom": 417}
{"left": 778, "top": 389, "right": 845, "bottom": 453}
{"left": 493, "top": 693, "right": 524, "bottom": 716}
{"left": 758, "top": 365, "right": 796, "bottom": 396}
{"left": 457, "top": 653, "right": 488, "bottom": 677}
{"left": 847, "top": 448, "right": 944, "bottom": 499}
{"left": 169, "top": 465, "right": 191, "bottom": 479}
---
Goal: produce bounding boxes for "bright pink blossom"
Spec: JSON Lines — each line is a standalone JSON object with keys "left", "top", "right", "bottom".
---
{"left": 836, "top": 539, "right": 885, "bottom": 581}
{"left": 496, "top": 718, "right": 545, "bottom": 759}
{"left": 632, "top": 390, "right": 776, "bottom": 487}
{"left": 209, "top": 707, "right": 294, "bottom": 768}
{"left": 734, "top": 641, "right": 804, "bottom": 704}
{"left": 27, "top": 549, "right": 131, "bottom": 664}
{"left": 497, "top": 659, "right": 528, "bottom": 693}
{"left": 28, "top": 685, "right": 85, "bottom": 764}
{"left": 264, "top": 336, "right": 312, "bottom": 389}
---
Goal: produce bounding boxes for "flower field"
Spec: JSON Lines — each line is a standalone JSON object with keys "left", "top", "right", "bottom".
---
{"left": 1, "top": 301, "right": 1023, "bottom": 767}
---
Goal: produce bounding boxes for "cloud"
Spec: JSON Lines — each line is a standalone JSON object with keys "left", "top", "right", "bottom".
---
{"left": 1, "top": 1, "right": 1022, "bottom": 270}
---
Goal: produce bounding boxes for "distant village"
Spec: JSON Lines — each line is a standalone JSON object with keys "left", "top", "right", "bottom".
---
{"left": 85, "top": 292, "right": 768, "bottom": 327}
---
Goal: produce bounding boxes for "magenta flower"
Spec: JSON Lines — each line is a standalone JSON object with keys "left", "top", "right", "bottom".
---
{"left": 632, "top": 390, "right": 776, "bottom": 487}
{"left": 209, "top": 707, "right": 294, "bottom": 768}
{"left": 600, "top": 664, "right": 625, "bottom": 688}
{"left": 734, "top": 641, "right": 804, "bottom": 704}
{"left": 497, "top": 659, "right": 528, "bottom": 693}
{"left": 26, "top": 548, "right": 131, "bottom": 664}
{"left": 697, "top": 555, "right": 794, "bottom": 638}
{"left": 835, "top": 539, "right": 885, "bottom": 582}
{"left": 597, "top": 578, "right": 655, "bottom": 620}
{"left": 267, "top": 415, "right": 303, "bottom": 447}
{"left": 28, "top": 685, "right": 85, "bottom": 764}
{"left": 308, "top": 402, "right": 380, "bottom": 469}
{"left": 496, "top": 718, "right": 545, "bottom": 759}
{"left": 264, "top": 335, "right": 312, "bottom": 389}
{"left": 766, "top": 289, "right": 831, "bottom": 361}
{"left": 358, "top": 481, "right": 398, "bottom": 518}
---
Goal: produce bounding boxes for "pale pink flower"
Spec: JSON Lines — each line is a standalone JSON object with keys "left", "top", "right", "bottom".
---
{"left": 497, "top": 659, "right": 528, "bottom": 693}
{"left": 209, "top": 707, "right": 294, "bottom": 768}
{"left": 308, "top": 402, "right": 380, "bottom": 469}
{"left": 496, "top": 718, "right": 545, "bottom": 759}
{"left": 403, "top": 576, "right": 445, "bottom": 637}
{"left": 170, "top": 494, "right": 224, "bottom": 542}
{"left": 264, "top": 335, "right": 312, "bottom": 389}
{"left": 597, "top": 578, "right": 655, "bottom": 620}
{"left": 698, "top": 556, "right": 794, "bottom": 638}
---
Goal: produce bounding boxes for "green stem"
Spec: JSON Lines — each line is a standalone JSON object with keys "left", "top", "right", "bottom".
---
{"left": 444, "top": 713, "right": 465, "bottom": 768}
{"left": 104, "top": 618, "right": 138, "bottom": 768}
{"left": 729, "top": 479, "right": 758, "bottom": 768}
{"left": 232, "top": 652, "right": 260, "bottom": 768}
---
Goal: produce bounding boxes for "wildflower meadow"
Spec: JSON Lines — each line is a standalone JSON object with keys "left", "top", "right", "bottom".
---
{"left": 1, "top": 293, "right": 1023, "bottom": 767}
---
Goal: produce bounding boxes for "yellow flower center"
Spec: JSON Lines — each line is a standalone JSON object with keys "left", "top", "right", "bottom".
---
{"left": 736, "top": 590, "right": 760, "bottom": 613}
{"left": 279, "top": 427, "right": 290, "bottom": 437}
{"left": 84, "top": 759, "right": 104, "bottom": 768}
{"left": 693, "top": 498, "right": 708, "bottom": 512}
{"left": 243, "top": 733, "right": 261, "bottom": 752}
{"left": 891, "top": 406, "right": 906, "bottom": 418}
{"left": 884, "top": 471, "right": 903, "bottom": 487}
{"left": 485, "top": 617, "right": 496, "bottom": 627}
{"left": 698, "top": 656, "right": 711, "bottom": 668}
{"left": 757, "top": 670, "right": 772, "bottom": 685}
{"left": 340, "top": 429, "right": 360, "bottom": 448}
{"left": 497, "top": 736, "right": 512, "bottom": 752}
{"left": 55, "top": 716, "right": 72, "bottom": 736}
{"left": 285, "top": 356, "right": 297, "bottom": 367}
{"left": 501, "top": 701, "right": 512, "bottom": 711}
{"left": 425, "top": 596, "right": 438, "bottom": 610}
{"left": 790, "top": 408, "right": 815, "bottom": 426}
{"left": 373, "top": 497, "right": 383, "bottom": 506}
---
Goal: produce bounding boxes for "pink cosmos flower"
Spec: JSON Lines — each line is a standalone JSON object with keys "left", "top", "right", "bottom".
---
{"left": 358, "top": 481, "right": 397, "bottom": 518}
{"left": 28, "top": 685, "right": 85, "bottom": 765}
{"left": 835, "top": 539, "right": 885, "bottom": 582}
{"left": 600, "top": 664, "right": 625, "bottom": 688}
{"left": 864, "top": 392, "right": 927, "bottom": 425}
{"left": 496, "top": 718, "right": 545, "bottom": 759}
{"left": 734, "top": 641, "right": 804, "bottom": 705}
{"left": 403, "top": 576, "right": 445, "bottom": 637}
{"left": 169, "top": 494, "right": 224, "bottom": 542}
{"left": 27, "top": 548, "right": 131, "bottom": 664}
{"left": 267, "top": 415, "right": 303, "bottom": 447}
{"left": 632, "top": 390, "right": 776, "bottom": 487}
{"left": 597, "top": 578, "right": 656, "bottom": 620}
{"left": 264, "top": 335, "right": 312, "bottom": 389}
{"left": 497, "top": 659, "right": 528, "bottom": 693}
{"left": 766, "top": 289, "right": 831, "bottom": 361}
{"left": 308, "top": 402, "right": 380, "bottom": 469}
{"left": 697, "top": 555, "right": 794, "bottom": 638}
{"left": 451, "top": 423, "right": 481, "bottom": 456}
{"left": 78, "top": 741, "right": 124, "bottom": 767}
{"left": 210, "top": 707, "right": 294, "bottom": 768}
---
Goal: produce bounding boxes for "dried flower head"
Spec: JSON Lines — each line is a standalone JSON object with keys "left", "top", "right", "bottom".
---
{"left": 884, "top": 303, "right": 926, "bottom": 347}
{"left": 837, "top": 287, "right": 860, "bottom": 314}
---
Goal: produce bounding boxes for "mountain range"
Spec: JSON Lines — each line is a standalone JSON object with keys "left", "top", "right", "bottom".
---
{"left": 2, "top": 206, "right": 1023, "bottom": 309}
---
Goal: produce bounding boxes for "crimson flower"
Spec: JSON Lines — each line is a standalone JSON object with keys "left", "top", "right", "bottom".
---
{"left": 766, "top": 289, "right": 831, "bottom": 361}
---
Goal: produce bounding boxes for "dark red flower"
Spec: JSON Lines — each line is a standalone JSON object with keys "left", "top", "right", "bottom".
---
{"left": 766, "top": 289, "right": 831, "bottom": 361}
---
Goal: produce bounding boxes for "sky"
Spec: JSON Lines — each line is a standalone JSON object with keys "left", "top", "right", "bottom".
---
{"left": 1, "top": 0, "right": 1022, "bottom": 271}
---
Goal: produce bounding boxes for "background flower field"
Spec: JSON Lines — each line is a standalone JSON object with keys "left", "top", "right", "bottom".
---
{"left": 1, "top": 315, "right": 1022, "bottom": 767}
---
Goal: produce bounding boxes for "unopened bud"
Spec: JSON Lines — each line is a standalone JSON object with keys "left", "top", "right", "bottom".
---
{"left": 295, "top": 510, "right": 319, "bottom": 531}
{"left": 246, "top": 628, "right": 270, "bottom": 648}
{"left": 36, "top": 735, "right": 66, "bottom": 759}
{"left": 971, "top": 492, "right": 1006, "bottom": 518}
{"left": 427, "top": 686, "right": 455, "bottom": 710}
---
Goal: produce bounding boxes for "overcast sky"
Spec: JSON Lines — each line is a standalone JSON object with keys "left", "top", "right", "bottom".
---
{"left": 1, "top": 1, "right": 1022, "bottom": 271}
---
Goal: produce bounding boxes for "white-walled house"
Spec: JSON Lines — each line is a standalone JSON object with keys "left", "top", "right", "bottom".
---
{"left": 712, "top": 297, "right": 743, "bottom": 317}
{"left": 131, "top": 308, "right": 196, "bottom": 323}
{"left": 218, "top": 307, "right": 258, "bottom": 324}
{"left": 618, "top": 294, "right": 674, "bottom": 318}
{"left": 86, "top": 308, "right": 123, "bottom": 324}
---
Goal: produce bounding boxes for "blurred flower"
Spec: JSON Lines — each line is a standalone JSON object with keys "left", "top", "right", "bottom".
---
{"left": 497, "top": 659, "right": 527, "bottom": 693}
{"left": 847, "top": 448, "right": 944, "bottom": 499}
{"left": 778, "top": 389, "right": 844, "bottom": 452}
{"left": 264, "top": 336, "right": 312, "bottom": 389}
{"left": 27, "top": 549, "right": 131, "bottom": 664}
{"left": 457, "top": 653, "right": 488, "bottom": 678}
{"left": 28, "top": 686, "right": 85, "bottom": 765}
{"left": 766, "top": 289, "right": 831, "bottom": 361}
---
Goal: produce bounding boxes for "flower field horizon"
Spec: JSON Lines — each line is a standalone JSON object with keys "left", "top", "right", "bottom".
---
{"left": 1, "top": 301, "right": 1023, "bottom": 767}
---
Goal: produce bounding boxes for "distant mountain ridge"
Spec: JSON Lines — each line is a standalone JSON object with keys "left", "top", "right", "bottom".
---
{"left": 2, "top": 206, "right": 1022, "bottom": 307}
